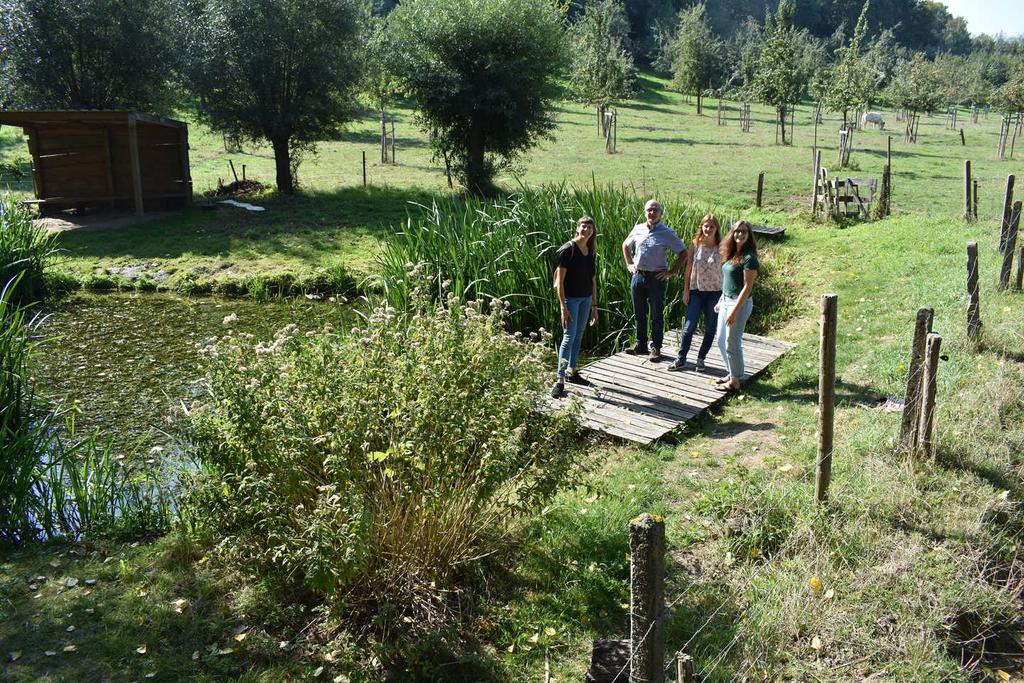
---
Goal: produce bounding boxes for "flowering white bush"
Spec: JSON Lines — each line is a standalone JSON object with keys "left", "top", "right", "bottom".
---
{"left": 180, "top": 271, "right": 580, "bottom": 621}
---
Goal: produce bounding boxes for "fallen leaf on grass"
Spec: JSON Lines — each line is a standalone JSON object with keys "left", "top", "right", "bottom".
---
{"left": 63, "top": 645, "right": 77, "bottom": 653}
{"left": 810, "top": 635, "right": 822, "bottom": 651}
{"left": 544, "top": 627, "right": 556, "bottom": 636}
{"left": 65, "top": 578, "right": 78, "bottom": 589}
{"left": 216, "top": 648, "right": 234, "bottom": 656}
{"left": 334, "top": 675, "right": 350, "bottom": 683}
{"left": 136, "top": 645, "right": 147, "bottom": 655}
{"left": 44, "top": 650, "right": 56, "bottom": 657}
{"left": 65, "top": 626, "right": 75, "bottom": 632}
{"left": 528, "top": 632, "right": 540, "bottom": 644}
{"left": 7, "top": 652, "right": 22, "bottom": 662}
{"left": 824, "top": 588, "right": 835, "bottom": 600}
{"left": 313, "top": 666, "right": 324, "bottom": 677}
{"left": 233, "top": 633, "right": 247, "bottom": 643}
{"left": 49, "top": 560, "right": 61, "bottom": 568}
{"left": 808, "top": 577, "right": 823, "bottom": 595}
{"left": 191, "top": 650, "right": 200, "bottom": 660}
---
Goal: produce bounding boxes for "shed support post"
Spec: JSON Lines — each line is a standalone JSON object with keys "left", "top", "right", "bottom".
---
{"left": 179, "top": 124, "right": 193, "bottom": 205}
{"left": 128, "top": 114, "right": 145, "bottom": 216}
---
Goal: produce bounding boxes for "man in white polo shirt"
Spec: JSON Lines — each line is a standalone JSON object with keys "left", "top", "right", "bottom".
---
{"left": 621, "top": 199, "right": 687, "bottom": 362}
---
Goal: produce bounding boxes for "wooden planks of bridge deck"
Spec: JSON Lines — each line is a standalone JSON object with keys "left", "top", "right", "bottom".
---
{"left": 549, "top": 332, "right": 795, "bottom": 444}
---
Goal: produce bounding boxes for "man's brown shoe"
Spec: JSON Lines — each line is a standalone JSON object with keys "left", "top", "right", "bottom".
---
{"left": 624, "top": 342, "right": 649, "bottom": 356}
{"left": 648, "top": 347, "right": 661, "bottom": 362}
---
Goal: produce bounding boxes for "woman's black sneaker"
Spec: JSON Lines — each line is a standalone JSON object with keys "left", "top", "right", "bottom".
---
{"left": 550, "top": 381, "right": 565, "bottom": 398}
{"left": 567, "top": 371, "right": 590, "bottom": 386}
{"left": 667, "top": 360, "right": 687, "bottom": 372}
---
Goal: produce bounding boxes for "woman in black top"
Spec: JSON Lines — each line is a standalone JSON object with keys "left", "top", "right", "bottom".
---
{"left": 551, "top": 216, "right": 598, "bottom": 398}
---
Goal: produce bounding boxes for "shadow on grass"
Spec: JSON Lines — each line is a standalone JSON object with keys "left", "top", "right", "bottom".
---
{"left": 748, "top": 375, "right": 883, "bottom": 407}
{"left": 52, "top": 185, "right": 446, "bottom": 263}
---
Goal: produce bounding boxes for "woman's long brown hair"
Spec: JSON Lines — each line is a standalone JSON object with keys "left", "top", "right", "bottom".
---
{"left": 693, "top": 213, "right": 721, "bottom": 247}
{"left": 720, "top": 220, "right": 757, "bottom": 263}
{"left": 577, "top": 215, "right": 597, "bottom": 253}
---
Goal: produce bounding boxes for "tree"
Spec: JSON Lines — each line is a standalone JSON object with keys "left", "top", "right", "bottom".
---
{"left": 667, "top": 4, "right": 725, "bottom": 115}
{"left": 361, "top": 20, "right": 402, "bottom": 118}
{"left": 566, "top": 0, "right": 637, "bottom": 109}
{"left": 184, "top": 0, "right": 366, "bottom": 194}
{"left": 748, "top": 0, "right": 804, "bottom": 144}
{"left": 389, "top": 0, "right": 566, "bottom": 195}
{"left": 822, "top": 0, "right": 873, "bottom": 129}
{"left": 0, "top": 0, "right": 175, "bottom": 110}
{"left": 881, "top": 52, "right": 942, "bottom": 140}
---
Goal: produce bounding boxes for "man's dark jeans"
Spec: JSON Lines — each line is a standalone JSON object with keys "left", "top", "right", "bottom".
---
{"left": 631, "top": 271, "right": 666, "bottom": 349}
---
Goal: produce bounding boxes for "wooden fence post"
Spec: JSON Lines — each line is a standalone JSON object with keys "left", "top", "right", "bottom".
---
{"left": 999, "top": 201, "right": 1022, "bottom": 290}
{"left": 629, "top": 513, "right": 665, "bottom": 683}
{"left": 815, "top": 294, "right": 838, "bottom": 504}
{"left": 899, "top": 307, "right": 934, "bottom": 451}
{"left": 362, "top": 151, "right": 367, "bottom": 188}
{"left": 966, "top": 242, "right": 981, "bottom": 344}
{"left": 811, "top": 150, "right": 821, "bottom": 216}
{"left": 674, "top": 654, "right": 694, "bottom": 683}
{"left": 960, "top": 128, "right": 965, "bottom": 146}
{"left": 1016, "top": 246, "right": 1024, "bottom": 289}
{"left": 756, "top": 171, "right": 764, "bottom": 208}
{"left": 916, "top": 333, "right": 943, "bottom": 459}
{"left": 999, "top": 175, "right": 1015, "bottom": 254}
{"left": 390, "top": 120, "right": 396, "bottom": 164}
{"left": 973, "top": 179, "right": 979, "bottom": 220}
{"left": 964, "top": 160, "right": 973, "bottom": 221}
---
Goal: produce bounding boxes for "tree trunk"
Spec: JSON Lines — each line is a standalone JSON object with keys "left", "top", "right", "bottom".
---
{"left": 697, "top": 92, "right": 703, "bottom": 116}
{"left": 779, "top": 105, "right": 787, "bottom": 145}
{"left": 465, "top": 125, "right": 487, "bottom": 195}
{"left": 271, "top": 136, "right": 294, "bottom": 194}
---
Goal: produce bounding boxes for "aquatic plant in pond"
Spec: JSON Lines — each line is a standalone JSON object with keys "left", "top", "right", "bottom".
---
{"left": 0, "top": 194, "right": 57, "bottom": 304}
{"left": 378, "top": 183, "right": 799, "bottom": 350}
{"left": 376, "top": 183, "right": 795, "bottom": 351}
{"left": 179, "top": 271, "right": 582, "bottom": 625}
{"left": 0, "top": 279, "right": 171, "bottom": 545}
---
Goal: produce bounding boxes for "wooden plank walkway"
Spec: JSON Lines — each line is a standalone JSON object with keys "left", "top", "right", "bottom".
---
{"left": 552, "top": 331, "right": 795, "bottom": 444}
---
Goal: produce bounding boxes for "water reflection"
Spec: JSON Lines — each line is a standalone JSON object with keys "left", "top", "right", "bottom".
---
{"left": 35, "top": 293, "right": 352, "bottom": 453}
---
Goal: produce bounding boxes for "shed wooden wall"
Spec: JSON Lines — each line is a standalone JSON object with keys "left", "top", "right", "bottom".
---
{"left": 26, "top": 121, "right": 189, "bottom": 212}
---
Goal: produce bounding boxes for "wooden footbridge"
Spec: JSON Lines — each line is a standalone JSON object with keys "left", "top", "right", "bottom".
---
{"left": 553, "top": 331, "right": 795, "bottom": 444}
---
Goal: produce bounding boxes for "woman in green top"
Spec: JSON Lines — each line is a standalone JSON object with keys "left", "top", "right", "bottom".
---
{"left": 714, "top": 220, "right": 758, "bottom": 392}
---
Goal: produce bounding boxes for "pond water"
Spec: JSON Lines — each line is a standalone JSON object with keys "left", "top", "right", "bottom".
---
{"left": 34, "top": 293, "right": 352, "bottom": 454}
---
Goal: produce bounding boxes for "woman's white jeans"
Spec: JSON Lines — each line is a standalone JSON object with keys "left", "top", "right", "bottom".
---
{"left": 716, "top": 295, "right": 753, "bottom": 380}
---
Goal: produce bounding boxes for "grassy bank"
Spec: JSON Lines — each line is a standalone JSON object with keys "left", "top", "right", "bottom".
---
{"left": 3, "top": 209, "right": 1023, "bottom": 681}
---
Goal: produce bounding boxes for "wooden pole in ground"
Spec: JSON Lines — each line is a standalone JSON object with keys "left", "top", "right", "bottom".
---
{"left": 361, "top": 151, "right": 366, "bottom": 188}
{"left": 228, "top": 159, "right": 239, "bottom": 183}
{"left": 1016, "top": 246, "right": 1024, "bottom": 290}
{"left": 973, "top": 179, "right": 979, "bottom": 220}
{"left": 127, "top": 114, "right": 144, "bottom": 217}
{"left": 887, "top": 136, "right": 892, "bottom": 213}
{"left": 815, "top": 294, "right": 838, "bottom": 504}
{"left": 966, "top": 241, "right": 982, "bottom": 344}
{"left": 999, "top": 175, "right": 1015, "bottom": 253}
{"left": 390, "top": 120, "right": 396, "bottom": 164}
{"left": 629, "top": 513, "right": 665, "bottom": 683}
{"left": 916, "top": 333, "right": 943, "bottom": 460}
{"left": 964, "top": 160, "right": 973, "bottom": 221}
{"left": 899, "top": 307, "right": 934, "bottom": 451}
{"left": 756, "top": 171, "right": 764, "bottom": 208}
{"left": 675, "top": 654, "right": 695, "bottom": 683}
{"left": 960, "top": 128, "right": 966, "bottom": 146}
{"left": 999, "top": 201, "right": 1022, "bottom": 290}
{"left": 811, "top": 149, "right": 821, "bottom": 216}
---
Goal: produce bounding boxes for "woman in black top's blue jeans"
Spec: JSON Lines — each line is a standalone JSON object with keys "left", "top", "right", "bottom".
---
{"left": 551, "top": 217, "right": 598, "bottom": 398}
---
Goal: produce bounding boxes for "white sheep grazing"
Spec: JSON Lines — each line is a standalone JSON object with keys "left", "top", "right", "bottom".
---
{"left": 861, "top": 111, "right": 885, "bottom": 130}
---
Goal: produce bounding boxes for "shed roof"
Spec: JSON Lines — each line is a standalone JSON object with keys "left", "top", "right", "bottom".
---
{"left": 0, "top": 111, "right": 185, "bottom": 128}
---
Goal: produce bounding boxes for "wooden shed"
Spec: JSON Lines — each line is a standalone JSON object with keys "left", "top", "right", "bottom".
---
{"left": 0, "top": 111, "right": 192, "bottom": 216}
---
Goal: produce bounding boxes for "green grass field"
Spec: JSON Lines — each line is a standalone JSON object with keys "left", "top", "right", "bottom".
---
{"left": 2, "top": 71, "right": 1022, "bottom": 292}
{"left": 2, "top": 73, "right": 1024, "bottom": 681}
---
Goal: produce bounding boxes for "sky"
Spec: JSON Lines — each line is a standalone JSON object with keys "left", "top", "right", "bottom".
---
{"left": 939, "top": 0, "right": 1024, "bottom": 38}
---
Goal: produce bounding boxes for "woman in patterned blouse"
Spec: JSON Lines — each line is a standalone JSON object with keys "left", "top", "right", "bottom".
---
{"left": 669, "top": 214, "right": 722, "bottom": 372}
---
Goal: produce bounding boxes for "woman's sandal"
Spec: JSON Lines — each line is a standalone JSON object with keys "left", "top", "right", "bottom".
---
{"left": 714, "top": 376, "right": 732, "bottom": 385}
{"left": 714, "top": 380, "right": 740, "bottom": 392}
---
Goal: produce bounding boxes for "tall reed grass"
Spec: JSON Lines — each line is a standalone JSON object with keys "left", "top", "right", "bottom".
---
{"left": 0, "top": 194, "right": 57, "bottom": 304}
{"left": 377, "top": 183, "right": 793, "bottom": 351}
